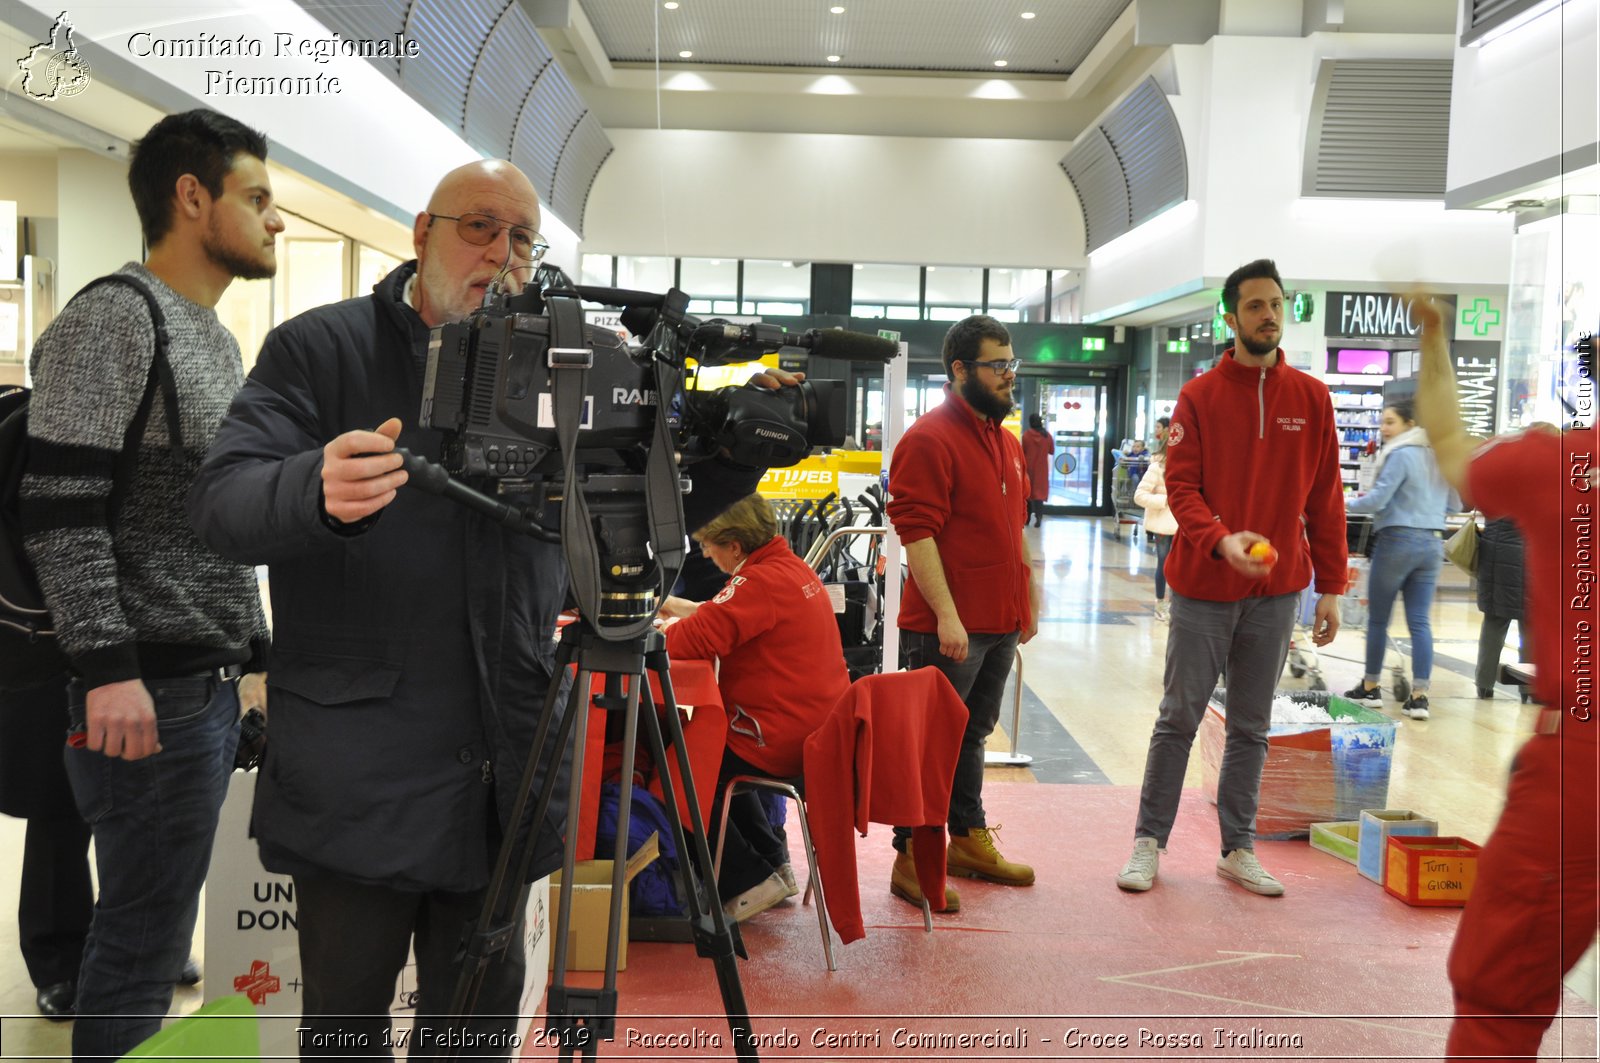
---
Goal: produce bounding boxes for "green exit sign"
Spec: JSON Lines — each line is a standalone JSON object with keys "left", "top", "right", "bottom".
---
{"left": 1292, "top": 291, "right": 1315, "bottom": 322}
{"left": 1165, "top": 340, "right": 1191, "bottom": 354}
{"left": 1082, "top": 337, "right": 1106, "bottom": 352}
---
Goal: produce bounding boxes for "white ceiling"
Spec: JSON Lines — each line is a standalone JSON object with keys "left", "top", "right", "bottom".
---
{"left": 541, "top": 0, "right": 1161, "bottom": 142}
{"left": 578, "top": 0, "right": 1132, "bottom": 74}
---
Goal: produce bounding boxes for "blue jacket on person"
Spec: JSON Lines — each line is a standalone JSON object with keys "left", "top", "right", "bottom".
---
{"left": 1345, "top": 435, "right": 1450, "bottom": 532}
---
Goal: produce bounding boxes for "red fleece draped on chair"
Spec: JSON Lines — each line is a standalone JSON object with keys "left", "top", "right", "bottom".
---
{"left": 802, "top": 667, "right": 969, "bottom": 945}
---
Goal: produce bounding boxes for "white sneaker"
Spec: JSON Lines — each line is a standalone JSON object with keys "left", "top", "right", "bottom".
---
{"left": 1153, "top": 601, "right": 1171, "bottom": 623}
{"left": 777, "top": 863, "right": 799, "bottom": 898}
{"left": 1217, "top": 849, "right": 1285, "bottom": 896}
{"left": 1116, "top": 837, "right": 1161, "bottom": 891}
{"left": 723, "top": 872, "right": 789, "bottom": 922}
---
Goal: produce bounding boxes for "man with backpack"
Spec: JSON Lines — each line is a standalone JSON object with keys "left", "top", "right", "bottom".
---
{"left": 19, "top": 109, "right": 279, "bottom": 1062}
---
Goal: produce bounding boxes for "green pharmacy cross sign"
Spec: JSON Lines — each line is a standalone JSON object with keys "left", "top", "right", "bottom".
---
{"left": 1461, "top": 298, "right": 1501, "bottom": 337}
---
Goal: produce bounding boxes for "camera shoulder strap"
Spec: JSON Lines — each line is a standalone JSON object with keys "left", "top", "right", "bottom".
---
{"left": 548, "top": 294, "right": 665, "bottom": 641}
{"left": 645, "top": 354, "right": 686, "bottom": 592}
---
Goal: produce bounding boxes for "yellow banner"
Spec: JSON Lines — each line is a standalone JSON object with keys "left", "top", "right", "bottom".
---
{"left": 758, "top": 462, "right": 840, "bottom": 499}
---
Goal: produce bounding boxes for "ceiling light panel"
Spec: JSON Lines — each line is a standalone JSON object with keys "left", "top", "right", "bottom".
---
{"left": 579, "top": 0, "right": 1125, "bottom": 74}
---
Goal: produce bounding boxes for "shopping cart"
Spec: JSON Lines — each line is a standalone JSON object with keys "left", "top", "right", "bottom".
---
{"left": 1110, "top": 453, "right": 1149, "bottom": 540}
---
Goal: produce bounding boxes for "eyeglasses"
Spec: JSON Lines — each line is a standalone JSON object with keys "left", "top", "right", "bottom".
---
{"left": 428, "top": 212, "right": 549, "bottom": 264}
{"left": 964, "top": 358, "right": 1021, "bottom": 374}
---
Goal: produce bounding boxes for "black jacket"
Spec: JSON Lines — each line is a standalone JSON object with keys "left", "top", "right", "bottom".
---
{"left": 189, "top": 263, "right": 757, "bottom": 891}
{"left": 1475, "top": 516, "right": 1525, "bottom": 621}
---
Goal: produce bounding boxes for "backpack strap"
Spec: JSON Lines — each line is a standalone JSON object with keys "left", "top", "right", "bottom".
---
{"left": 70, "top": 274, "right": 182, "bottom": 523}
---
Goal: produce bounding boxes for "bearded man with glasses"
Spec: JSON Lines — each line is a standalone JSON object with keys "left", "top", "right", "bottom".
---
{"left": 190, "top": 159, "right": 779, "bottom": 1059}
{"left": 883, "top": 314, "right": 1042, "bottom": 912}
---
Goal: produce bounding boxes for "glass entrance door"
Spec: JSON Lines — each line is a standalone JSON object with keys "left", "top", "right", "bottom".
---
{"left": 1030, "top": 379, "right": 1112, "bottom": 513}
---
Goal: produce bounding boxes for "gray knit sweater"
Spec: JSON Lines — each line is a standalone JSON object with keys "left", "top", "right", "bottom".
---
{"left": 21, "top": 262, "right": 268, "bottom": 686}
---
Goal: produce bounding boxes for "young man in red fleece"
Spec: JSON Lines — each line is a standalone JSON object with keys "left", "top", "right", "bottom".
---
{"left": 886, "top": 314, "right": 1041, "bottom": 911}
{"left": 1116, "top": 259, "right": 1347, "bottom": 897}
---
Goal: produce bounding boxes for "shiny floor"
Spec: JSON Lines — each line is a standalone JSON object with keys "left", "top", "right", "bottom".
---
{"left": 0, "top": 515, "right": 1591, "bottom": 1060}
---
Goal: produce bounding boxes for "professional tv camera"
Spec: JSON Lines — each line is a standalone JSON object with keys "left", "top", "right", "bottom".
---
{"left": 407, "top": 267, "right": 898, "bottom": 637}
{"left": 420, "top": 266, "right": 897, "bottom": 479}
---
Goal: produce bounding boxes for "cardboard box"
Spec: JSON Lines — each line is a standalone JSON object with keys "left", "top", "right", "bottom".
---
{"left": 1309, "top": 821, "right": 1361, "bottom": 864}
{"left": 1384, "top": 836, "right": 1481, "bottom": 907}
{"left": 1201, "top": 692, "right": 1396, "bottom": 839}
{"left": 1357, "top": 809, "right": 1439, "bottom": 884}
{"left": 549, "top": 833, "right": 660, "bottom": 972}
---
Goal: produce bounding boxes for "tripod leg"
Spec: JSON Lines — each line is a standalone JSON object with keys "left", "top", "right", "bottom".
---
{"left": 445, "top": 635, "right": 586, "bottom": 1059}
{"left": 640, "top": 655, "right": 760, "bottom": 1062}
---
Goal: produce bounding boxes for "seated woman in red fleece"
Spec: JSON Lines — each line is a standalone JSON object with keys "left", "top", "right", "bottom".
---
{"left": 659, "top": 493, "right": 850, "bottom": 923}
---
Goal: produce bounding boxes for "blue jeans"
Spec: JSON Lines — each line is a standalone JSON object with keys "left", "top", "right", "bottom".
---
{"left": 894, "top": 628, "right": 1020, "bottom": 848}
{"left": 1150, "top": 533, "right": 1172, "bottom": 601}
{"left": 1364, "top": 527, "right": 1442, "bottom": 686}
{"left": 65, "top": 674, "right": 240, "bottom": 1062}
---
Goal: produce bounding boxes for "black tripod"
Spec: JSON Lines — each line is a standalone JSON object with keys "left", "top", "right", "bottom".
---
{"left": 446, "top": 618, "right": 760, "bottom": 1061}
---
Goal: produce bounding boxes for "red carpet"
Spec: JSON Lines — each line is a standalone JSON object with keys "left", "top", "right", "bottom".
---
{"left": 526, "top": 783, "right": 1597, "bottom": 1060}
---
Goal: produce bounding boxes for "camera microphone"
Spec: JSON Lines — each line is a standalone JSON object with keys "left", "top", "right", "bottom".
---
{"left": 799, "top": 328, "right": 900, "bottom": 364}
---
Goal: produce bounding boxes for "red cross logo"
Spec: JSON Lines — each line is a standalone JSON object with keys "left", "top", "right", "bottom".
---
{"left": 233, "top": 960, "right": 280, "bottom": 1005}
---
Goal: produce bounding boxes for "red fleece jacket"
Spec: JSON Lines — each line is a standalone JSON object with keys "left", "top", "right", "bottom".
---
{"left": 1163, "top": 350, "right": 1348, "bottom": 601}
{"left": 802, "top": 667, "right": 969, "bottom": 944}
{"left": 664, "top": 536, "right": 848, "bottom": 776}
{"left": 887, "top": 388, "right": 1030, "bottom": 633}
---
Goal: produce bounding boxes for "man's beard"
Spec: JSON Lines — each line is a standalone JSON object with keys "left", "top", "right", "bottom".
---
{"left": 960, "top": 373, "right": 1014, "bottom": 420}
{"left": 415, "top": 253, "right": 486, "bottom": 324}
{"left": 1237, "top": 330, "right": 1279, "bottom": 357}
{"left": 204, "top": 224, "right": 275, "bottom": 281}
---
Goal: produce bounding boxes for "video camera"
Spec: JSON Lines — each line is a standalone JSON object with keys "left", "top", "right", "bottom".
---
{"left": 406, "top": 267, "right": 899, "bottom": 638}
{"left": 419, "top": 266, "right": 898, "bottom": 479}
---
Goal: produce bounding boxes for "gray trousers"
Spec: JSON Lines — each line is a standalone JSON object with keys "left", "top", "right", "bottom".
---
{"left": 1134, "top": 590, "right": 1298, "bottom": 852}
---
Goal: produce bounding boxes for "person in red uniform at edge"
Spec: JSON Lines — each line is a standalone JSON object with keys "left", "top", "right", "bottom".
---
{"left": 1021, "top": 413, "right": 1055, "bottom": 528}
{"left": 1412, "top": 292, "right": 1600, "bottom": 1061}
{"left": 659, "top": 493, "right": 849, "bottom": 923}
{"left": 885, "top": 314, "right": 1041, "bottom": 912}
{"left": 1116, "top": 259, "right": 1347, "bottom": 898}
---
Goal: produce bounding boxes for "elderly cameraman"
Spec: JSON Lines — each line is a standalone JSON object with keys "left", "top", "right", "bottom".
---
{"left": 189, "top": 159, "right": 786, "bottom": 1060}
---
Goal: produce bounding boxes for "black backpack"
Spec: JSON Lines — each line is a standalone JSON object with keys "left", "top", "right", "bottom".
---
{"left": 0, "top": 274, "right": 182, "bottom": 691}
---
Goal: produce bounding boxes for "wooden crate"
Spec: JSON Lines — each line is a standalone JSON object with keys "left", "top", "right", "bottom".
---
{"left": 1357, "top": 809, "right": 1439, "bottom": 884}
{"left": 1383, "top": 836, "right": 1481, "bottom": 907}
{"left": 1309, "top": 821, "right": 1360, "bottom": 864}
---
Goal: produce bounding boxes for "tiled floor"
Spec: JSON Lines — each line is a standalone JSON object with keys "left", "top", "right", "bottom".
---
{"left": 0, "top": 515, "right": 1590, "bottom": 1060}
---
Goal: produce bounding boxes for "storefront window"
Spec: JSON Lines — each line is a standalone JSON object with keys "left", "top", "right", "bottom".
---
{"left": 924, "top": 265, "right": 982, "bottom": 321}
{"left": 990, "top": 268, "right": 1046, "bottom": 318}
{"left": 852, "top": 263, "right": 919, "bottom": 318}
{"left": 356, "top": 245, "right": 402, "bottom": 295}
{"left": 272, "top": 214, "right": 347, "bottom": 326}
{"left": 1503, "top": 211, "right": 1598, "bottom": 429}
{"left": 741, "top": 259, "right": 810, "bottom": 315}
{"left": 616, "top": 255, "right": 674, "bottom": 292}
{"left": 215, "top": 279, "right": 273, "bottom": 371}
{"left": 679, "top": 258, "right": 737, "bottom": 305}
{"left": 1050, "top": 269, "right": 1080, "bottom": 323}
{"left": 580, "top": 254, "right": 614, "bottom": 287}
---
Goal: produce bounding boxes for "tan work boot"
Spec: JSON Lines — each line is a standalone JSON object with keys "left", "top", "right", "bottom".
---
{"left": 890, "top": 849, "right": 960, "bottom": 912}
{"left": 947, "top": 825, "right": 1035, "bottom": 885}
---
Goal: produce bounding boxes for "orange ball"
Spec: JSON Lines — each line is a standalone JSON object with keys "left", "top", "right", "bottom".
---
{"left": 1248, "top": 541, "right": 1279, "bottom": 566}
